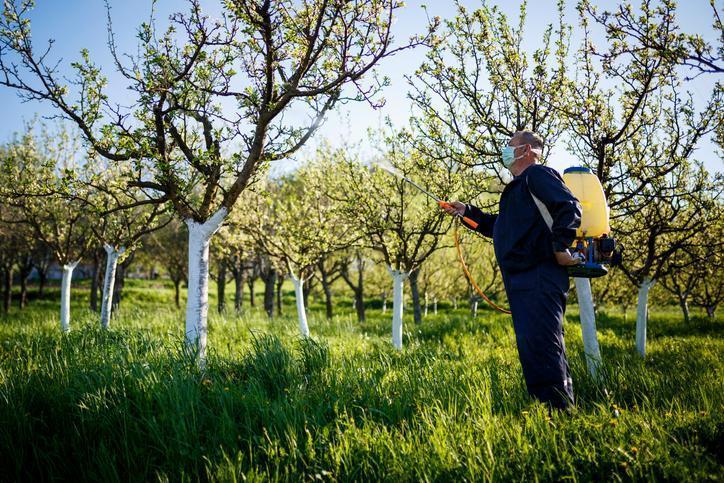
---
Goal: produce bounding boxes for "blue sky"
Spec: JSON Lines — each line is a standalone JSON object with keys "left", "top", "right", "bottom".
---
{"left": 0, "top": 0, "right": 720, "bottom": 174}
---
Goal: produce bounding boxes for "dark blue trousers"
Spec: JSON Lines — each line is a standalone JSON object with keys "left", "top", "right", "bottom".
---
{"left": 502, "top": 260, "right": 574, "bottom": 409}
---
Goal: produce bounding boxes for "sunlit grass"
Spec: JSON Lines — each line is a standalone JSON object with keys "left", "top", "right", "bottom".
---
{"left": 0, "top": 280, "right": 721, "bottom": 481}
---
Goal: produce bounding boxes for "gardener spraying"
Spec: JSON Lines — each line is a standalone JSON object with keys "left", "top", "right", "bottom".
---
{"left": 442, "top": 130, "right": 582, "bottom": 410}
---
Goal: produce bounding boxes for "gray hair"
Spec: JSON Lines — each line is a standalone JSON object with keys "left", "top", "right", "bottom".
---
{"left": 513, "top": 130, "right": 544, "bottom": 150}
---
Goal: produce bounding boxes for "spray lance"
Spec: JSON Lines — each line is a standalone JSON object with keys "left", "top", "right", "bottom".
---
{"left": 374, "top": 163, "right": 512, "bottom": 314}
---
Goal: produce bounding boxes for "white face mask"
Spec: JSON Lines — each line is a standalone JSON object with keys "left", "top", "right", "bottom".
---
{"left": 501, "top": 144, "right": 542, "bottom": 168}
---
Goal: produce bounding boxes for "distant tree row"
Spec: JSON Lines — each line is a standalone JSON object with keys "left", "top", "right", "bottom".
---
{"left": 0, "top": 0, "right": 720, "bottom": 359}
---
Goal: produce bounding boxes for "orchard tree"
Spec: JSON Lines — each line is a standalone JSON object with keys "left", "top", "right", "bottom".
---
{"left": 0, "top": 127, "right": 94, "bottom": 332}
{"left": 248, "top": 162, "right": 357, "bottom": 337}
{"left": 84, "top": 162, "right": 171, "bottom": 328}
{"left": 145, "top": 219, "right": 188, "bottom": 310}
{"left": 339, "top": 249, "right": 369, "bottom": 322}
{"left": 364, "top": 259, "right": 393, "bottom": 314}
{"left": 566, "top": 0, "right": 683, "bottom": 186}
{"left": 30, "top": 242, "right": 53, "bottom": 298}
{"left": 662, "top": 192, "right": 723, "bottom": 322}
{"left": 213, "top": 205, "right": 259, "bottom": 314}
{"left": 311, "top": 142, "right": 367, "bottom": 320}
{"left": 404, "top": 0, "right": 611, "bottom": 365}
{"left": 408, "top": 0, "right": 570, "bottom": 184}
{"left": 564, "top": 0, "right": 721, "bottom": 359}
{"left": 691, "top": 250, "right": 723, "bottom": 321}
{"left": 334, "top": 130, "right": 467, "bottom": 349}
{"left": 659, "top": 251, "right": 701, "bottom": 324}
{"left": 315, "top": 254, "right": 347, "bottom": 320}
{"left": 0, "top": 206, "right": 23, "bottom": 314}
{"left": 617, "top": 160, "right": 718, "bottom": 356}
{"left": 0, "top": 0, "right": 434, "bottom": 362}
{"left": 562, "top": 0, "right": 682, "bottom": 367}
{"left": 581, "top": 0, "right": 722, "bottom": 80}
{"left": 0, "top": 202, "right": 40, "bottom": 312}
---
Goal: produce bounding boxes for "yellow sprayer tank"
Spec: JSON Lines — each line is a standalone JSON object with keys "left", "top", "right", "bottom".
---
{"left": 562, "top": 166, "right": 610, "bottom": 238}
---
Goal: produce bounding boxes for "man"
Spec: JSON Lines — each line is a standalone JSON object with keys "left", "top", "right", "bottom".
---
{"left": 443, "top": 130, "right": 582, "bottom": 410}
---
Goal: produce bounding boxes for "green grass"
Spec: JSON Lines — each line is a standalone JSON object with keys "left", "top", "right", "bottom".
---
{"left": 0, "top": 280, "right": 722, "bottom": 481}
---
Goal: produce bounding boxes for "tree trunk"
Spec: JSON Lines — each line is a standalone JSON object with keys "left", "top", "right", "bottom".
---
{"left": 173, "top": 279, "right": 181, "bottom": 309}
{"left": 0, "top": 269, "right": 4, "bottom": 314}
{"left": 217, "top": 261, "right": 227, "bottom": 314}
{"left": 705, "top": 305, "right": 715, "bottom": 320}
{"left": 291, "top": 274, "right": 310, "bottom": 337}
{"left": 320, "top": 267, "right": 334, "bottom": 319}
{"left": 89, "top": 251, "right": 101, "bottom": 312}
{"left": 263, "top": 271, "right": 276, "bottom": 318}
{"left": 2, "top": 267, "right": 11, "bottom": 315}
{"left": 60, "top": 261, "right": 80, "bottom": 333}
{"left": 234, "top": 271, "right": 244, "bottom": 313}
{"left": 18, "top": 255, "right": 32, "bottom": 309}
{"left": 389, "top": 268, "right": 408, "bottom": 350}
{"left": 355, "top": 264, "right": 365, "bottom": 322}
{"left": 409, "top": 269, "right": 422, "bottom": 324}
{"left": 248, "top": 276, "right": 256, "bottom": 307}
{"left": 635, "top": 277, "right": 656, "bottom": 358}
{"left": 433, "top": 298, "right": 437, "bottom": 314}
{"left": 472, "top": 299, "right": 478, "bottom": 318}
{"left": 184, "top": 208, "right": 227, "bottom": 365}
{"left": 100, "top": 244, "right": 124, "bottom": 330}
{"left": 276, "top": 276, "right": 283, "bottom": 316}
{"left": 678, "top": 296, "right": 690, "bottom": 324}
{"left": 575, "top": 277, "right": 602, "bottom": 380}
{"left": 19, "top": 274, "right": 27, "bottom": 309}
{"left": 424, "top": 291, "right": 429, "bottom": 317}
{"left": 354, "top": 288, "right": 366, "bottom": 322}
{"left": 38, "top": 269, "right": 47, "bottom": 297}
{"left": 112, "top": 254, "right": 131, "bottom": 312}
{"left": 303, "top": 276, "right": 313, "bottom": 308}
{"left": 382, "top": 291, "right": 387, "bottom": 313}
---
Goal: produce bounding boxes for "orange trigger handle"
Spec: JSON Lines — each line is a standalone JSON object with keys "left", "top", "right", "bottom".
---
{"left": 438, "top": 201, "right": 479, "bottom": 229}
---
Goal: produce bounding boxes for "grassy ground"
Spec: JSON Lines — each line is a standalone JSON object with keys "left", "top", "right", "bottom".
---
{"left": 0, "top": 279, "right": 721, "bottom": 482}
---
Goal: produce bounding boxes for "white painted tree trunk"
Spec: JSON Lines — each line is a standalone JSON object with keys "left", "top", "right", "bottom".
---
{"left": 382, "top": 291, "right": 387, "bottom": 313}
{"left": 473, "top": 300, "right": 478, "bottom": 318}
{"left": 433, "top": 298, "right": 438, "bottom": 314}
{"left": 574, "top": 277, "right": 602, "bottom": 380}
{"left": 291, "top": 274, "right": 310, "bottom": 337}
{"left": 60, "top": 260, "right": 80, "bottom": 333}
{"left": 185, "top": 208, "right": 228, "bottom": 363}
{"left": 389, "top": 268, "right": 408, "bottom": 350}
{"left": 424, "top": 291, "right": 428, "bottom": 316}
{"left": 635, "top": 277, "right": 656, "bottom": 358}
{"left": 100, "top": 244, "right": 125, "bottom": 330}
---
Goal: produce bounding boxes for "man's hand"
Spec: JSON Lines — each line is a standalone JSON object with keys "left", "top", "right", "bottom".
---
{"left": 554, "top": 250, "right": 582, "bottom": 266}
{"left": 441, "top": 200, "right": 466, "bottom": 216}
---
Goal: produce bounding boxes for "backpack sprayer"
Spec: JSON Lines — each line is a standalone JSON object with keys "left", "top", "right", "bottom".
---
{"left": 558, "top": 167, "right": 621, "bottom": 278}
{"left": 374, "top": 163, "right": 620, "bottom": 313}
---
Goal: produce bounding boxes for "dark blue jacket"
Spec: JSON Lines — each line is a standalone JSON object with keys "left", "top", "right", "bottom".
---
{"left": 463, "top": 164, "right": 582, "bottom": 274}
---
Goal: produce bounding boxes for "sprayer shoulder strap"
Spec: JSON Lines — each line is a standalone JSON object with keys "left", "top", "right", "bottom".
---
{"left": 526, "top": 175, "right": 553, "bottom": 232}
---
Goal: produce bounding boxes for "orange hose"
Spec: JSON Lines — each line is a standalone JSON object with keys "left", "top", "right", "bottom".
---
{"left": 453, "top": 221, "right": 512, "bottom": 315}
